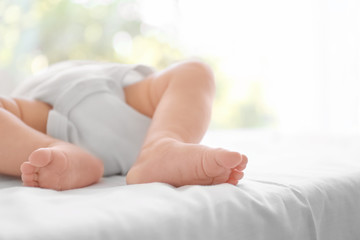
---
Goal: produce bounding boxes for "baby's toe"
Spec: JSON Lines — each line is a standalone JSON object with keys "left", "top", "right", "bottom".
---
{"left": 28, "top": 148, "right": 52, "bottom": 167}
{"left": 230, "top": 169, "right": 244, "bottom": 180}
{"left": 21, "top": 173, "right": 39, "bottom": 187}
{"left": 226, "top": 178, "right": 239, "bottom": 185}
{"left": 20, "top": 162, "right": 38, "bottom": 174}
{"left": 216, "top": 150, "right": 243, "bottom": 169}
{"left": 21, "top": 173, "right": 34, "bottom": 182}
{"left": 225, "top": 169, "right": 244, "bottom": 186}
{"left": 234, "top": 155, "right": 248, "bottom": 171}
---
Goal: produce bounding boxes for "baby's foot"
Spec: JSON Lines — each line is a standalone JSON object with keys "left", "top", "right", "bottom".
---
{"left": 126, "top": 139, "right": 248, "bottom": 187}
{"left": 20, "top": 143, "right": 104, "bottom": 191}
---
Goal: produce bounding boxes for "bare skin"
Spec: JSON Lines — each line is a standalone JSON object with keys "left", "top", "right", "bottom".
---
{"left": 0, "top": 61, "right": 247, "bottom": 190}
{"left": 0, "top": 98, "right": 104, "bottom": 190}
{"left": 125, "top": 61, "right": 247, "bottom": 186}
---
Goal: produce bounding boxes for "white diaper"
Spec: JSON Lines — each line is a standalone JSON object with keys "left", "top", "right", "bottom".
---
{"left": 12, "top": 61, "right": 154, "bottom": 176}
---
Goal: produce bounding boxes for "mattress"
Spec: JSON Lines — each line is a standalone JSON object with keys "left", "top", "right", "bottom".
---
{"left": 0, "top": 129, "right": 359, "bottom": 240}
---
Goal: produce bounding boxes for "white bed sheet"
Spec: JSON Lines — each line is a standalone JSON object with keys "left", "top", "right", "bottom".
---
{"left": 0, "top": 130, "right": 359, "bottom": 240}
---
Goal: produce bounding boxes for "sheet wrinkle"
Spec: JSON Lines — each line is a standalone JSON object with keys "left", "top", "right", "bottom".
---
{"left": 246, "top": 179, "right": 290, "bottom": 187}
{"left": 288, "top": 186, "right": 319, "bottom": 240}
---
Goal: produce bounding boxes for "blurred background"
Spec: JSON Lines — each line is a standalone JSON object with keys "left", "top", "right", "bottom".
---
{"left": 0, "top": 0, "right": 359, "bottom": 133}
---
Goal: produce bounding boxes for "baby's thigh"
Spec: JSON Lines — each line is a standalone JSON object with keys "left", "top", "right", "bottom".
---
{"left": 0, "top": 96, "right": 52, "bottom": 133}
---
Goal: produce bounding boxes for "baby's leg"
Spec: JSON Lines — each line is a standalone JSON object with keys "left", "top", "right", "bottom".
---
{"left": 125, "top": 61, "right": 247, "bottom": 187}
{"left": 0, "top": 97, "right": 103, "bottom": 190}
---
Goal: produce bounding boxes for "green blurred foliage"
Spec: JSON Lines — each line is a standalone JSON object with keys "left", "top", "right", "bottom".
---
{"left": 0, "top": 0, "right": 180, "bottom": 69}
{"left": 212, "top": 80, "right": 275, "bottom": 129}
{"left": 0, "top": 0, "right": 275, "bottom": 129}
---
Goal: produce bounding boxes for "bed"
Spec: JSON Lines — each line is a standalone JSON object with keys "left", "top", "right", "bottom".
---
{"left": 1, "top": 129, "right": 359, "bottom": 240}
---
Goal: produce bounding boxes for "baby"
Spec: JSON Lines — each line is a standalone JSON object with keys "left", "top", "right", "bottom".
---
{"left": 0, "top": 60, "right": 247, "bottom": 190}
